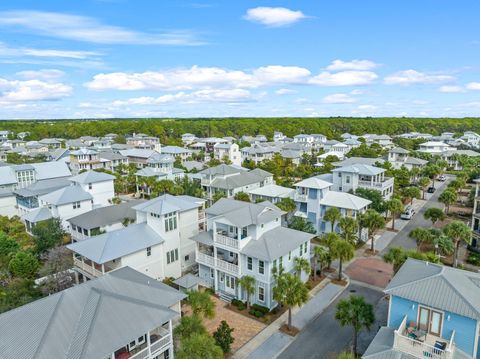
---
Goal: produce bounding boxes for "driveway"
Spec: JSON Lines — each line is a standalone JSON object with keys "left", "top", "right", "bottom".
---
{"left": 382, "top": 176, "right": 452, "bottom": 252}
{"left": 278, "top": 283, "right": 387, "bottom": 359}
{"left": 345, "top": 258, "right": 394, "bottom": 289}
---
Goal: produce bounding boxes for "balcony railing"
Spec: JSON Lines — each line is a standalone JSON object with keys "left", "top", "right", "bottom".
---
{"left": 393, "top": 316, "right": 454, "bottom": 359}
{"left": 195, "top": 250, "right": 239, "bottom": 276}
{"left": 73, "top": 257, "right": 104, "bottom": 277}
{"left": 215, "top": 233, "right": 240, "bottom": 249}
{"left": 358, "top": 177, "right": 394, "bottom": 189}
{"left": 196, "top": 251, "right": 215, "bottom": 267}
{"left": 216, "top": 257, "right": 240, "bottom": 276}
{"left": 295, "top": 193, "right": 308, "bottom": 202}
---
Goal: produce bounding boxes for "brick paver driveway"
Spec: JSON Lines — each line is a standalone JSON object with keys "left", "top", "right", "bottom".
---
{"left": 345, "top": 257, "right": 394, "bottom": 288}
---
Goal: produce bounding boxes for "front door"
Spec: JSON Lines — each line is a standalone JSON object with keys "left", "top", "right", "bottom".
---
{"left": 225, "top": 275, "right": 235, "bottom": 294}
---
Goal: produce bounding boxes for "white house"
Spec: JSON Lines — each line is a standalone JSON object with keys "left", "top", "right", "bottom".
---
{"left": 193, "top": 198, "right": 314, "bottom": 308}
{"left": 181, "top": 133, "right": 197, "bottom": 145}
{"left": 161, "top": 145, "right": 192, "bottom": 162}
{"left": 67, "top": 194, "right": 206, "bottom": 281}
{"left": 214, "top": 143, "right": 242, "bottom": 166}
{"left": 440, "top": 149, "right": 480, "bottom": 170}
{"left": 388, "top": 147, "right": 428, "bottom": 170}
{"left": 70, "top": 170, "right": 115, "bottom": 208}
{"left": 460, "top": 131, "right": 480, "bottom": 148}
{"left": 98, "top": 151, "right": 129, "bottom": 172}
{"left": 241, "top": 143, "right": 280, "bottom": 164}
{"left": 0, "top": 266, "right": 184, "bottom": 359}
{"left": 69, "top": 148, "right": 103, "bottom": 174}
{"left": 294, "top": 175, "right": 371, "bottom": 237}
{"left": 418, "top": 141, "right": 453, "bottom": 154}
{"left": 248, "top": 184, "right": 295, "bottom": 204}
{"left": 126, "top": 134, "right": 161, "bottom": 152}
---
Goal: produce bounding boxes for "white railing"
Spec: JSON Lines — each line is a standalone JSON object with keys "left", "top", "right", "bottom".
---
{"left": 196, "top": 251, "right": 215, "bottom": 267}
{"left": 129, "top": 346, "right": 149, "bottom": 359}
{"left": 215, "top": 233, "right": 239, "bottom": 249}
{"left": 295, "top": 193, "right": 308, "bottom": 202}
{"left": 73, "top": 258, "right": 103, "bottom": 278}
{"left": 150, "top": 335, "right": 171, "bottom": 354}
{"left": 393, "top": 316, "right": 454, "bottom": 359}
{"left": 216, "top": 258, "right": 239, "bottom": 276}
{"left": 358, "top": 177, "right": 394, "bottom": 189}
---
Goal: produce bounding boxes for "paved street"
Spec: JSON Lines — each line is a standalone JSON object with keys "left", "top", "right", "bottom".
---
{"left": 382, "top": 176, "right": 451, "bottom": 252}
{"left": 278, "top": 283, "right": 387, "bottom": 359}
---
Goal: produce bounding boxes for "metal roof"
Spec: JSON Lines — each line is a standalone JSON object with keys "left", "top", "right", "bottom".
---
{"left": 0, "top": 267, "right": 185, "bottom": 359}
{"left": 331, "top": 157, "right": 385, "bottom": 167}
{"left": 385, "top": 259, "right": 480, "bottom": 320}
{"left": 39, "top": 186, "right": 92, "bottom": 206}
{"left": 295, "top": 176, "right": 333, "bottom": 189}
{"left": 133, "top": 194, "right": 203, "bottom": 216}
{"left": 319, "top": 191, "right": 371, "bottom": 210}
{"left": 173, "top": 273, "right": 202, "bottom": 289}
{"left": 21, "top": 207, "right": 53, "bottom": 223}
{"left": 248, "top": 184, "right": 294, "bottom": 198}
{"left": 333, "top": 163, "right": 385, "bottom": 176}
{"left": 70, "top": 170, "right": 115, "bottom": 184}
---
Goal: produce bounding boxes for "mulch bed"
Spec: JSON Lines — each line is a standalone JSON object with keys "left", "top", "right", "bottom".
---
{"left": 363, "top": 249, "right": 379, "bottom": 256}
{"left": 331, "top": 278, "right": 348, "bottom": 286}
{"left": 307, "top": 274, "right": 326, "bottom": 289}
{"left": 279, "top": 324, "right": 300, "bottom": 336}
{"left": 226, "top": 302, "right": 287, "bottom": 325}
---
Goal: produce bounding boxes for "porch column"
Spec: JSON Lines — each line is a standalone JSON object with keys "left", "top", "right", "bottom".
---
{"left": 168, "top": 321, "right": 174, "bottom": 359}
{"left": 146, "top": 329, "right": 151, "bottom": 356}
{"left": 213, "top": 247, "right": 218, "bottom": 292}
{"left": 101, "top": 264, "right": 105, "bottom": 274}
{"left": 74, "top": 271, "right": 79, "bottom": 285}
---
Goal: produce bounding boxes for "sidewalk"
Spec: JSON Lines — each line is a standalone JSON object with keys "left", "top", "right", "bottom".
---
{"left": 235, "top": 280, "right": 345, "bottom": 359}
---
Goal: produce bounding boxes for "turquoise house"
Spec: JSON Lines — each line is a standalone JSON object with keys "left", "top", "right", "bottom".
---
{"left": 363, "top": 259, "right": 480, "bottom": 359}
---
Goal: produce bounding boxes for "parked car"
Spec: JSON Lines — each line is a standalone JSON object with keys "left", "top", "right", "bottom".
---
{"left": 400, "top": 206, "right": 415, "bottom": 220}
{"left": 438, "top": 175, "right": 447, "bottom": 181}
{"left": 427, "top": 186, "right": 435, "bottom": 193}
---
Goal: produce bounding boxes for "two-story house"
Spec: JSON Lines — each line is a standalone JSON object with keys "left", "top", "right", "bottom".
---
{"left": 213, "top": 143, "right": 242, "bottom": 166}
{"left": 161, "top": 145, "right": 192, "bottom": 162}
{"left": 126, "top": 133, "right": 162, "bottom": 152}
{"left": 0, "top": 266, "right": 185, "bottom": 359}
{"left": 193, "top": 198, "right": 314, "bottom": 308}
{"left": 67, "top": 194, "right": 205, "bottom": 281}
{"left": 99, "top": 151, "right": 129, "bottom": 172}
{"left": 294, "top": 175, "right": 371, "bottom": 237}
{"left": 364, "top": 259, "right": 480, "bottom": 359}
{"left": 418, "top": 141, "right": 454, "bottom": 155}
{"left": 241, "top": 143, "right": 280, "bottom": 164}
{"left": 199, "top": 164, "right": 274, "bottom": 204}
{"left": 181, "top": 133, "right": 197, "bottom": 145}
{"left": 70, "top": 148, "right": 103, "bottom": 174}
{"left": 332, "top": 164, "right": 394, "bottom": 199}
{"left": 388, "top": 147, "right": 429, "bottom": 170}
{"left": 460, "top": 131, "right": 480, "bottom": 149}
{"left": 70, "top": 170, "right": 115, "bottom": 208}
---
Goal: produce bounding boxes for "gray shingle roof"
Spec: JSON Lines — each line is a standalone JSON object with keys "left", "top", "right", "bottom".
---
{"left": 67, "top": 223, "right": 164, "bottom": 263}
{"left": 67, "top": 200, "right": 145, "bottom": 229}
{"left": 0, "top": 267, "right": 185, "bottom": 359}
{"left": 242, "top": 226, "right": 314, "bottom": 261}
{"left": 70, "top": 170, "right": 115, "bottom": 184}
{"left": 206, "top": 198, "right": 283, "bottom": 228}
{"left": 385, "top": 259, "right": 480, "bottom": 320}
{"left": 390, "top": 147, "right": 410, "bottom": 154}
{"left": 39, "top": 186, "right": 92, "bottom": 206}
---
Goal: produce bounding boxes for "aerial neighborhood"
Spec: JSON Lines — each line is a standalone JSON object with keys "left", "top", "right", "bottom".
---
{"left": 0, "top": 120, "right": 480, "bottom": 359}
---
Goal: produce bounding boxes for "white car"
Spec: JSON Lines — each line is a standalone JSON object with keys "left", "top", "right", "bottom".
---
{"left": 438, "top": 175, "right": 447, "bottom": 181}
{"left": 400, "top": 207, "right": 415, "bottom": 220}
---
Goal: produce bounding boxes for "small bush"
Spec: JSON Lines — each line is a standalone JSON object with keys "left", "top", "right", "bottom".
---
{"left": 204, "top": 287, "right": 215, "bottom": 295}
{"left": 467, "top": 252, "right": 480, "bottom": 266}
{"left": 237, "top": 302, "right": 246, "bottom": 311}
{"left": 248, "top": 309, "right": 263, "bottom": 318}
{"left": 251, "top": 304, "right": 269, "bottom": 315}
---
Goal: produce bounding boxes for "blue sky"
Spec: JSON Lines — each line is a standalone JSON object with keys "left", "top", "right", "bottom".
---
{"left": 0, "top": 0, "right": 480, "bottom": 119}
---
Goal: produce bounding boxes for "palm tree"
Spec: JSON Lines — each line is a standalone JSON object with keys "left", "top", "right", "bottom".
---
{"left": 335, "top": 295, "right": 375, "bottom": 354}
{"left": 434, "top": 234, "right": 455, "bottom": 256}
{"left": 362, "top": 209, "right": 385, "bottom": 252}
{"left": 331, "top": 239, "right": 355, "bottom": 281}
{"left": 409, "top": 227, "right": 434, "bottom": 250}
{"left": 294, "top": 256, "right": 311, "bottom": 279}
{"left": 272, "top": 272, "right": 309, "bottom": 330}
{"left": 418, "top": 176, "right": 431, "bottom": 200}
{"left": 238, "top": 275, "right": 256, "bottom": 310}
{"left": 383, "top": 247, "right": 406, "bottom": 273}
{"left": 386, "top": 198, "right": 404, "bottom": 230}
{"left": 402, "top": 186, "right": 421, "bottom": 205}
{"left": 439, "top": 189, "right": 457, "bottom": 214}
{"left": 443, "top": 221, "right": 472, "bottom": 267}
{"left": 187, "top": 290, "right": 215, "bottom": 319}
{"left": 339, "top": 217, "right": 359, "bottom": 245}
{"left": 423, "top": 207, "right": 446, "bottom": 226}
{"left": 324, "top": 232, "right": 340, "bottom": 269}
{"left": 324, "top": 207, "right": 342, "bottom": 233}
{"left": 313, "top": 245, "right": 328, "bottom": 279}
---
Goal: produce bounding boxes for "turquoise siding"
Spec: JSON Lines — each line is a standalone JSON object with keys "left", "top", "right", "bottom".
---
{"left": 389, "top": 295, "right": 478, "bottom": 356}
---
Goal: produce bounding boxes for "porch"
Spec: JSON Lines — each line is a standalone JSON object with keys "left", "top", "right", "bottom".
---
{"left": 73, "top": 256, "right": 120, "bottom": 278}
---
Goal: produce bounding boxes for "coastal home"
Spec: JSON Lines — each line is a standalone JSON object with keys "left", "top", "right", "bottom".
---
{"left": 332, "top": 164, "right": 394, "bottom": 199}
{"left": 294, "top": 175, "right": 371, "bottom": 237}
{"left": 193, "top": 198, "right": 314, "bottom": 307}
{"left": 332, "top": 157, "right": 385, "bottom": 168}
{"left": 68, "top": 194, "right": 205, "bottom": 281}
{"left": 0, "top": 130, "right": 10, "bottom": 143}
{"left": 181, "top": 133, "right": 197, "bottom": 145}
{"left": 0, "top": 267, "right": 184, "bottom": 359}
{"left": 199, "top": 164, "right": 274, "bottom": 204}
{"left": 248, "top": 184, "right": 295, "bottom": 204}
{"left": 418, "top": 141, "right": 453, "bottom": 155}
{"left": 69, "top": 148, "right": 103, "bottom": 174}
{"left": 70, "top": 170, "right": 115, "bottom": 208}
{"left": 135, "top": 153, "right": 184, "bottom": 196}
{"left": 460, "top": 131, "right": 480, "bottom": 148}
{"left": 39, "top": 138, "right": 62, "bottom": 149}
{"left": 240, "top": 135, "right": 268, "bottom": 144}
{"left": 98, "top": 151, "right": 129, "bottom": 172}
{"left": 398, "top": 132, "right": 433, "bottom": 140}
{"left": 214, "top": 143, "right": 242, "bottom": 166}
{"left": 280, "top": 149, "right": 303, "bottom": 165}
{"left": 161, "top": 145, "right": 192, "bottom": 162}
{"left": 388, "top": 147, "right": 428, "bottom": 170}
{"left": 440, "top": 150, "right": 480, "bottom": 171}
{"left": 273, "top": 131, "right": 287, "bottom": 142}
{"left": 241, "top": 143, "right": 280, "bottom": 164}
{"left": 68, "top": 200, "right": 144, "bottom": 241}
{"left": 118, "top": 148, "right": 159, "bottom": 167}
{"left": 126, "top": 133, "right": 161, "bottom": 151}
{"left": 364, "top": 259, "right": 480, "bottom": 359}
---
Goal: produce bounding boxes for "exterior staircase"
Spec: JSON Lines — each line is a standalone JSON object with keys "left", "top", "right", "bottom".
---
{"left": 218, "top": 291, "right": 235, "bottom": 303}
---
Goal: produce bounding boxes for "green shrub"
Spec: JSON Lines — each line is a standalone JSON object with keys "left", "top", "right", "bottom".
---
{"left": 237, "top": 302, "right": 246, "bottom": 311}
{"left": 251, "top": 304, "right": 269, "bottom": 315}
{"left": 204, "top": 287, "right": 215, "bottom": 295}
{"left": 249, "top": 309, "right": 265, "bottom": 318}
{"left": 467, "top": 252, "right": 480, "bottom": 266}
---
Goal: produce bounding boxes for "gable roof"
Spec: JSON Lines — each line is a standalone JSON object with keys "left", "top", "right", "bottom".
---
{"left": 385, "top": 258, "right": 480, "bottom": 320}
{"left": 199, "top": 164, "right": 244, "bottom": 176}
{"left": 333, "top": 163, "right": 384, "bottom": 176}
{"left": 133, "top": 194, "right": 204, "bottom": 216}
{"left": 332, "top": 157, "right": 385, "bottom": 167}
{"left": 70, "top": 170, "right": 115, "bottom": 184}
{"left": 39, "top": 186, "right": 92, "bottom": 206}
{"left": 22, "top": 207, "right": 53, "bottom": 223}
{"left": 206, "top": 198, "right": 283, "bottom": 228}
{"left": 14, "top": 177, "right": 72, "bottom": 198}
{"left": 294, "top": 176, "right": 332, "bottom": 189}
{"left": 248, "top": 184, "right": 294, "bottom": 198}
{"left": 389, "top": 147, "right": 410, "bottom": 154}
{"left": 319, "top": 191, "right": 371, "bottom": 210}
{"left": 0, "top": 267, "right": 185, "bottom": 359}
{"left": 67, "top": 223, "right": 164, "bottom": 263}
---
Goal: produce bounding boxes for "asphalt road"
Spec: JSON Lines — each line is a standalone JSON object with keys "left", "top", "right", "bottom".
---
{"left": 277, "top": 283, "right": 387, "bottom": 359}
{"left": 382, "top": 176, "right": 452, "bottom": 251}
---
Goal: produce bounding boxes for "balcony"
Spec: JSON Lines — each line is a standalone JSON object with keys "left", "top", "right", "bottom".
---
{"left": 195, "top": 250, "right": 239, "bottom": 276}
{"left": 111, "top": 324, "right": 171, "bottom": 359}
{"left": 215, "top": 233, "right": 240, "bottom": 250}
{"left": 358, "top": 177, "right": 394, "bottom": 189}
{"left": 393, "top": 316, "right": 455, "bottom": 359}
{"left": 295, "top": 193, "right": 308, "bottom": 202}
{"left": 73, "top": 257, "right": 117, "bottom": 278}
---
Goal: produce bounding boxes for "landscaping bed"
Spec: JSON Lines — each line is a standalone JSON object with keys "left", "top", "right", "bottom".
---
{"left": 227, "top": 300, "right": 287, "bottom": 324}
{"left": 279, "top": 323, "right": 300, "bottom": 337}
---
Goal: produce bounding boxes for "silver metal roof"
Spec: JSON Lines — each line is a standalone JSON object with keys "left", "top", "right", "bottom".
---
{"left": 70, "top": 170, "right": 115, "bottom": 184}
{"left": 39, "top": 186, "right": 92, "bottom": 206}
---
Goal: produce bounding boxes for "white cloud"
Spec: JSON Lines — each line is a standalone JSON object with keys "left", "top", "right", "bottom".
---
{"left": 16, "top": 69, "right": 65, "bottom": 80}
{"left": 384, "top": 70, "right": 454, "bottom": 85}
{"left": 465, "top": 82, "right": 480, "bottom": 90}
{"left": 0, "top": 42, "right": 99, "bottom": 59}
{"left": 244, "top": 7, "right": 306, "bottom": 27}
{"left": 0, "top": 78, "right": 72, "bottom": 102}
{"left": 357, "top": 104, "right": 377, "bottom": 110}
{"left": 275, "top": 88, "right": 297, "bottom": 95}
{"left": 253, "top": 65, "right": 310, "bottom": 84}
{"left": 309, "top": 71, "right": 378, "bottom": 86}
{"left": 322, "top": 93, "right": 356, "bottom": 104}
{"left": 439, "top": 85, "right": 465, "bottom": 93}
{"left": 0, "top": 10, "right": 203, "bottom": 45}
{"left": 413, "top": 100, "right": 429, "bottom": 105}
{"left": 326, "top": 59, "right": 379, "bottom": 71}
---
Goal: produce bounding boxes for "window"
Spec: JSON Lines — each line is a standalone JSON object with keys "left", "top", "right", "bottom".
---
{"left": 346, "top": 176, "right": 350, "bottom": 184}
{"left": 247, "top": 257, "right": 253, "bottom": 270}
{"left": 300, "top": 243, "right": 303, "bottom": 254}
{"left": 261, "top": 223, "right": 264, "bottom": 228}
{"left": 304, "top": 241, "right": 308, "bottom": 254}
{"left": 166, "top": 249, "right": 179, "bottom": 264}
{"left": 258, "top": 286, "right": 265, "bottom": 302}
{"left": 164, "top": 212, "right": 177, "bottom": 232}
{"left": 259, "top": 261, "right": 264, "bottom": 274}
{"left": 210, "top": 268, "right": 214, "bottom": 278}
{"left": 288, "top": 251, "right": 291, "bottom": 260}
{"left": 185, "top": 255, "right": 190, "bottom": 261}
{"left": 146, "top": 247, "right": 151, "bottom": 256}
{"left": 88, "top": 183, "right": 92, "bottom": 190}
{"left": 73, "top": 201, "right": 81, "bottom": 209}
{"left": 279, "top": 256, "right": 283, "bottom": 268}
